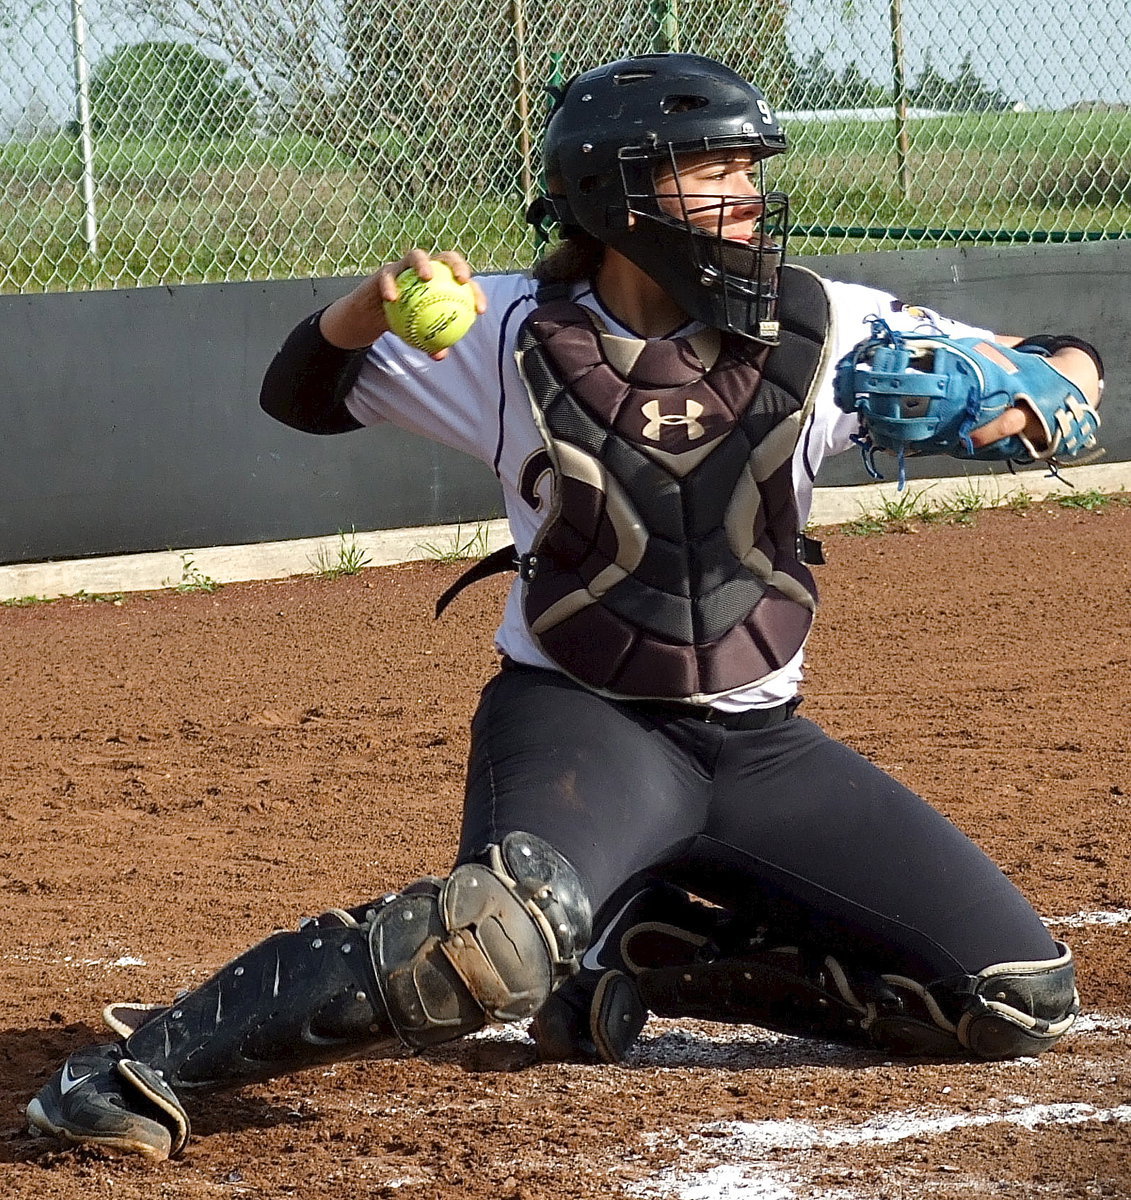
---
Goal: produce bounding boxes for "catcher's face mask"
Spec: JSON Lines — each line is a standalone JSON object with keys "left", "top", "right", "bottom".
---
{"left": 630, "top": 146, "right": 788, "bottom": 344}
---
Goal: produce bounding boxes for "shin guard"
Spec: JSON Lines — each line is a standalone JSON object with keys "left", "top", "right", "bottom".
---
{"left": 123, "top": 909, "right": 399, "bottom": 1092}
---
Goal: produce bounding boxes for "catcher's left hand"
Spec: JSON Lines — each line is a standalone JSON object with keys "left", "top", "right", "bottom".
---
{"left": 833, "top": 321, "right": 1101, "bottom": 469}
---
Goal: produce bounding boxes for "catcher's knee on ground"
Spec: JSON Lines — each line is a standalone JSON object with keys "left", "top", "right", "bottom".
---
{"left": 639, "top": 940, "right": 1079, "bottom": 1060}
{"left": 370, "top": 830, "right": 591, "bottom": 1048}
{"left": 947, "top": 947, "right": 1079, "bottom": 1058}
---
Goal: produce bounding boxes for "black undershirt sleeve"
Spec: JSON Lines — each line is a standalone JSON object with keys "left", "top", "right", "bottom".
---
{"left": 1014, "top": 333, "right": 1105, "bottom": 381}
{"left": 259, "top": 307, "right": 368, "bottom": 434}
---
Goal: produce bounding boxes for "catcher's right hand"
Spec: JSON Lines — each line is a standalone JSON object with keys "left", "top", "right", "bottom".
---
{"left": 833, "top": 321, "right": 1102, "bottom": 468}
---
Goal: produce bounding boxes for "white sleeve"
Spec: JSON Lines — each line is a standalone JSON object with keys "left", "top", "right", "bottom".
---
{"left": 808, "top": 278, "right": 999, "bottom": 462}
{"left": 342, "top": 272, "right": 537, "bottom": 465}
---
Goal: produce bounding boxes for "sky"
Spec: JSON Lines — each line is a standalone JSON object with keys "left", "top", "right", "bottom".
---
{"left": 2, "top": 0, "right": 1129, "bottom": 133}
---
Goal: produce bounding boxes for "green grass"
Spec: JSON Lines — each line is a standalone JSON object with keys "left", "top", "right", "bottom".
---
{"left": 842, "top": 511, "right": 888, "bottom": 536}
{"left": 1054, "top": 488, "right": 1129, "bottom": 512}
{"left": 844, "top": 486, "right": 943, "bottom": 534}
{"left": 931, "top": 480, "right": 991, "bottom": 526}
{"left": 309, "top": 529, "right": 372, "bottom": 580}
{"left": 0, "top": 127, "right": 528, "bottom": 291}
{"left": 843, "top": 479, "right": 999, "bottom": 533}
{"left": 782, "top": 109, "right": 1131, "bottom": 249}
{"left": 0, "top": 131, "right": 357, "bottom": 182}
{"left": 3, "top": 110, "right": 1129, "bottom": 292}
{"left": 169, "top": 555, "right": 221, "bottom": 594}
{"left": 69, "top": 589, "right": 126, "bottom": 604}
{"left": 1004, "top": 488, "right": 1035, "bottom": 514}
{"left": 842, "top": 484, "right": 1129, "bottom": 535}
{"left": 416, "top": 523, "right": 492, "bottom": 563}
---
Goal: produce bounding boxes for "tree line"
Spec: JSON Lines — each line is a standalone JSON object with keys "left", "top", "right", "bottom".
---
{"left": 780, "top": 48, "right": 1015, "bottom": 113}
{"left": 59, "top": 37, "right": 1015, "bottom": 146}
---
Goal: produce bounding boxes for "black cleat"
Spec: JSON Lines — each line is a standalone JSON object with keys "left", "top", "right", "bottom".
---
{"left": 26, "top": 1043, "right": 190, "bottom": 1160}
{"left": 531, "top": 881, "right": 725, "bottom": 1063}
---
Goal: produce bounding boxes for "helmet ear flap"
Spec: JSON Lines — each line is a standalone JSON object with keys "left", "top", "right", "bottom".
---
{"left": 544, "top": 74, "right": 579, "bottom": 117}
{"left": 526, "top": 194, "right": 580, "bottom": 240}
{"left": 525, "top": 195, "right": 558, "bottom": 226}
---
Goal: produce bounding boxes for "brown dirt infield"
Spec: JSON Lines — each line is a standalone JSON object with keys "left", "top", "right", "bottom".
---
{"left": 2, "top": 499, "right": 1129, "bottom": 1199}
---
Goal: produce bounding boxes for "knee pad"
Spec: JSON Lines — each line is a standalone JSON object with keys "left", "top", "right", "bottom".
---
{"left": 954, "top": 941, "right": 1079, "bottom": 1059}
{"left": 486, "top": 830, "right": 592, "bottom": 971}
{"left": 862, "top": 942, "right": 1078, "bottom": 1059}
{"left": 369, "top": 832, "right": 591, "bottom": 1050}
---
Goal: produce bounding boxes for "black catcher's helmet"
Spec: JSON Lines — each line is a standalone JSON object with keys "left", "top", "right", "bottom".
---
{"left": 529, "top": 53, "right": 789, "bottom": 343}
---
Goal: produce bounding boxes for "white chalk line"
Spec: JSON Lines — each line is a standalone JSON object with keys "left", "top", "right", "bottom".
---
{"left": 9, "top": 937, "right": 1123, "bottom": 1199}
{"left": 632, "top": 1102, "right": 1131, "bottom": 1199}
{"left": 2, "top": 951, "right": 149, "bottom": 968}
{"left": 623, "top": 1011, "right": 1131, "bottom": 1070}
{"left": 469, "top": 1012, "right": 1131, "bottom": 1072}
{"left": 1072, "top": 1011, "right": 1131, "bottom": 1034}
{"left": 709, "top": 1099, "right": 1131, "bottom": 1150}
{"left": 1044, "top": 908, "right": 1131, "bottom": 928}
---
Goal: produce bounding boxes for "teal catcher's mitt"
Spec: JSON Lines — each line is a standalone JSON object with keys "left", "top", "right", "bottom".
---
{"left": 834, "top": 321, "right": 1101, "bottom": 473}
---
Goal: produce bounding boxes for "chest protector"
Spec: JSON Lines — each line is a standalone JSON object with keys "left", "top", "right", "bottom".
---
{"left": 514, "top": 264, "right": 833, "bottom": 704}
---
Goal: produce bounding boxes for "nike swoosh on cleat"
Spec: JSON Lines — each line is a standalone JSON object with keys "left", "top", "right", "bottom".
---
{"left": 59, "top": 1063, "right": 95, "bottom": 1094}
{"left": 581, "top": 892, "right": 645, "bottom": 971}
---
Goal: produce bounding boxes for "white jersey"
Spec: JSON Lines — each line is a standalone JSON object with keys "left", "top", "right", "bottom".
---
{"left": 343, "top": 271, "right": 993, "bottom": 708}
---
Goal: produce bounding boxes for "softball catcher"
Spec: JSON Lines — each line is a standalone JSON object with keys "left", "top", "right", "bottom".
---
{"left": 28, "top": 53, "right": 1099, "bottom": 1159}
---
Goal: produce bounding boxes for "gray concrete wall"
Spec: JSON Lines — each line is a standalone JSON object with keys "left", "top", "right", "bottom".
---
{"left": 1, "top": 278, "right": 502, "bottom": 565}
{"left": 2, "top": 240, "right": 1127, "bottom": 565}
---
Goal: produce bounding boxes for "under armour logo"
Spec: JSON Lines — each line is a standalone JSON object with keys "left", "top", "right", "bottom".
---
{"left": 641, "top": 399, "right": 706, "bottom": 442}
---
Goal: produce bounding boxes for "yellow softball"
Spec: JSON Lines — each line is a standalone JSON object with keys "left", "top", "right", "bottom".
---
{"left": 383, "top": 260, "right": 477, "bottom": 353}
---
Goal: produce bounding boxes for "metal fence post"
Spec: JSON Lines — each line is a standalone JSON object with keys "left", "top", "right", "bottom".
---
{"left": 511, "top": 0, "right": 534, "bottom": 201}
{"left": 888, "top": 0, "right": 912, "bottom": 200}
{"left": 69, "top": 0, "right": 99, "bottom": 257}
{"left": 650, "top": 0, "right": 680, "bottom": 53}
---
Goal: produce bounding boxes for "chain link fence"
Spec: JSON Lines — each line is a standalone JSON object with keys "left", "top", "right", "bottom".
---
{"left": 2, "top": 0, "right": 1128, "bottom": 292}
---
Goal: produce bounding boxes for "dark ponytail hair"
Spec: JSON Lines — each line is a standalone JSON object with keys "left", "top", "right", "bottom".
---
{"left": 531, "top": 231, "right": 605, "bottom": 286}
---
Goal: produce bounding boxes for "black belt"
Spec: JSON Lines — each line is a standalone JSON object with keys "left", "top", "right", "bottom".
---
{"left": 498, "top": 657, "right": 798, "bottom": 731}
{"left": 629, "top": 697, "right": 799, "bottom": 730}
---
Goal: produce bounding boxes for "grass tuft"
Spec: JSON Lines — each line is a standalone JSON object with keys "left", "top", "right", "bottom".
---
{"left": 933, "top": 481, "right": 990, "bottom": 526}
{"left": 845, "top": 487, "right": 937, "bottom": 535}
{"left": 417, "top": 523, "right": 491, "bottom": 563}
{"left": 309, "top": 528, "right": 372, "bottom": 580}
{"left": 171, "top": 555, "right": 221, "bottom": 594}
{"left": 1004, "top": 488, "right": 1035, "bottom": 514}
{"left": 69, "top": 589, "right": 126, "bottom": 604}
{"left": 1054, "top": 488, "right": 1116, "bottom": 512}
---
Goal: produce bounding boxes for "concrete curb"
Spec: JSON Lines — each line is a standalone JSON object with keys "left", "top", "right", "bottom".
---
{"left": 805, "top": 460, "right": 1131, "bottom": 526}
{"left": 2, "top": 462, "right": 1128, "bottom": 604}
